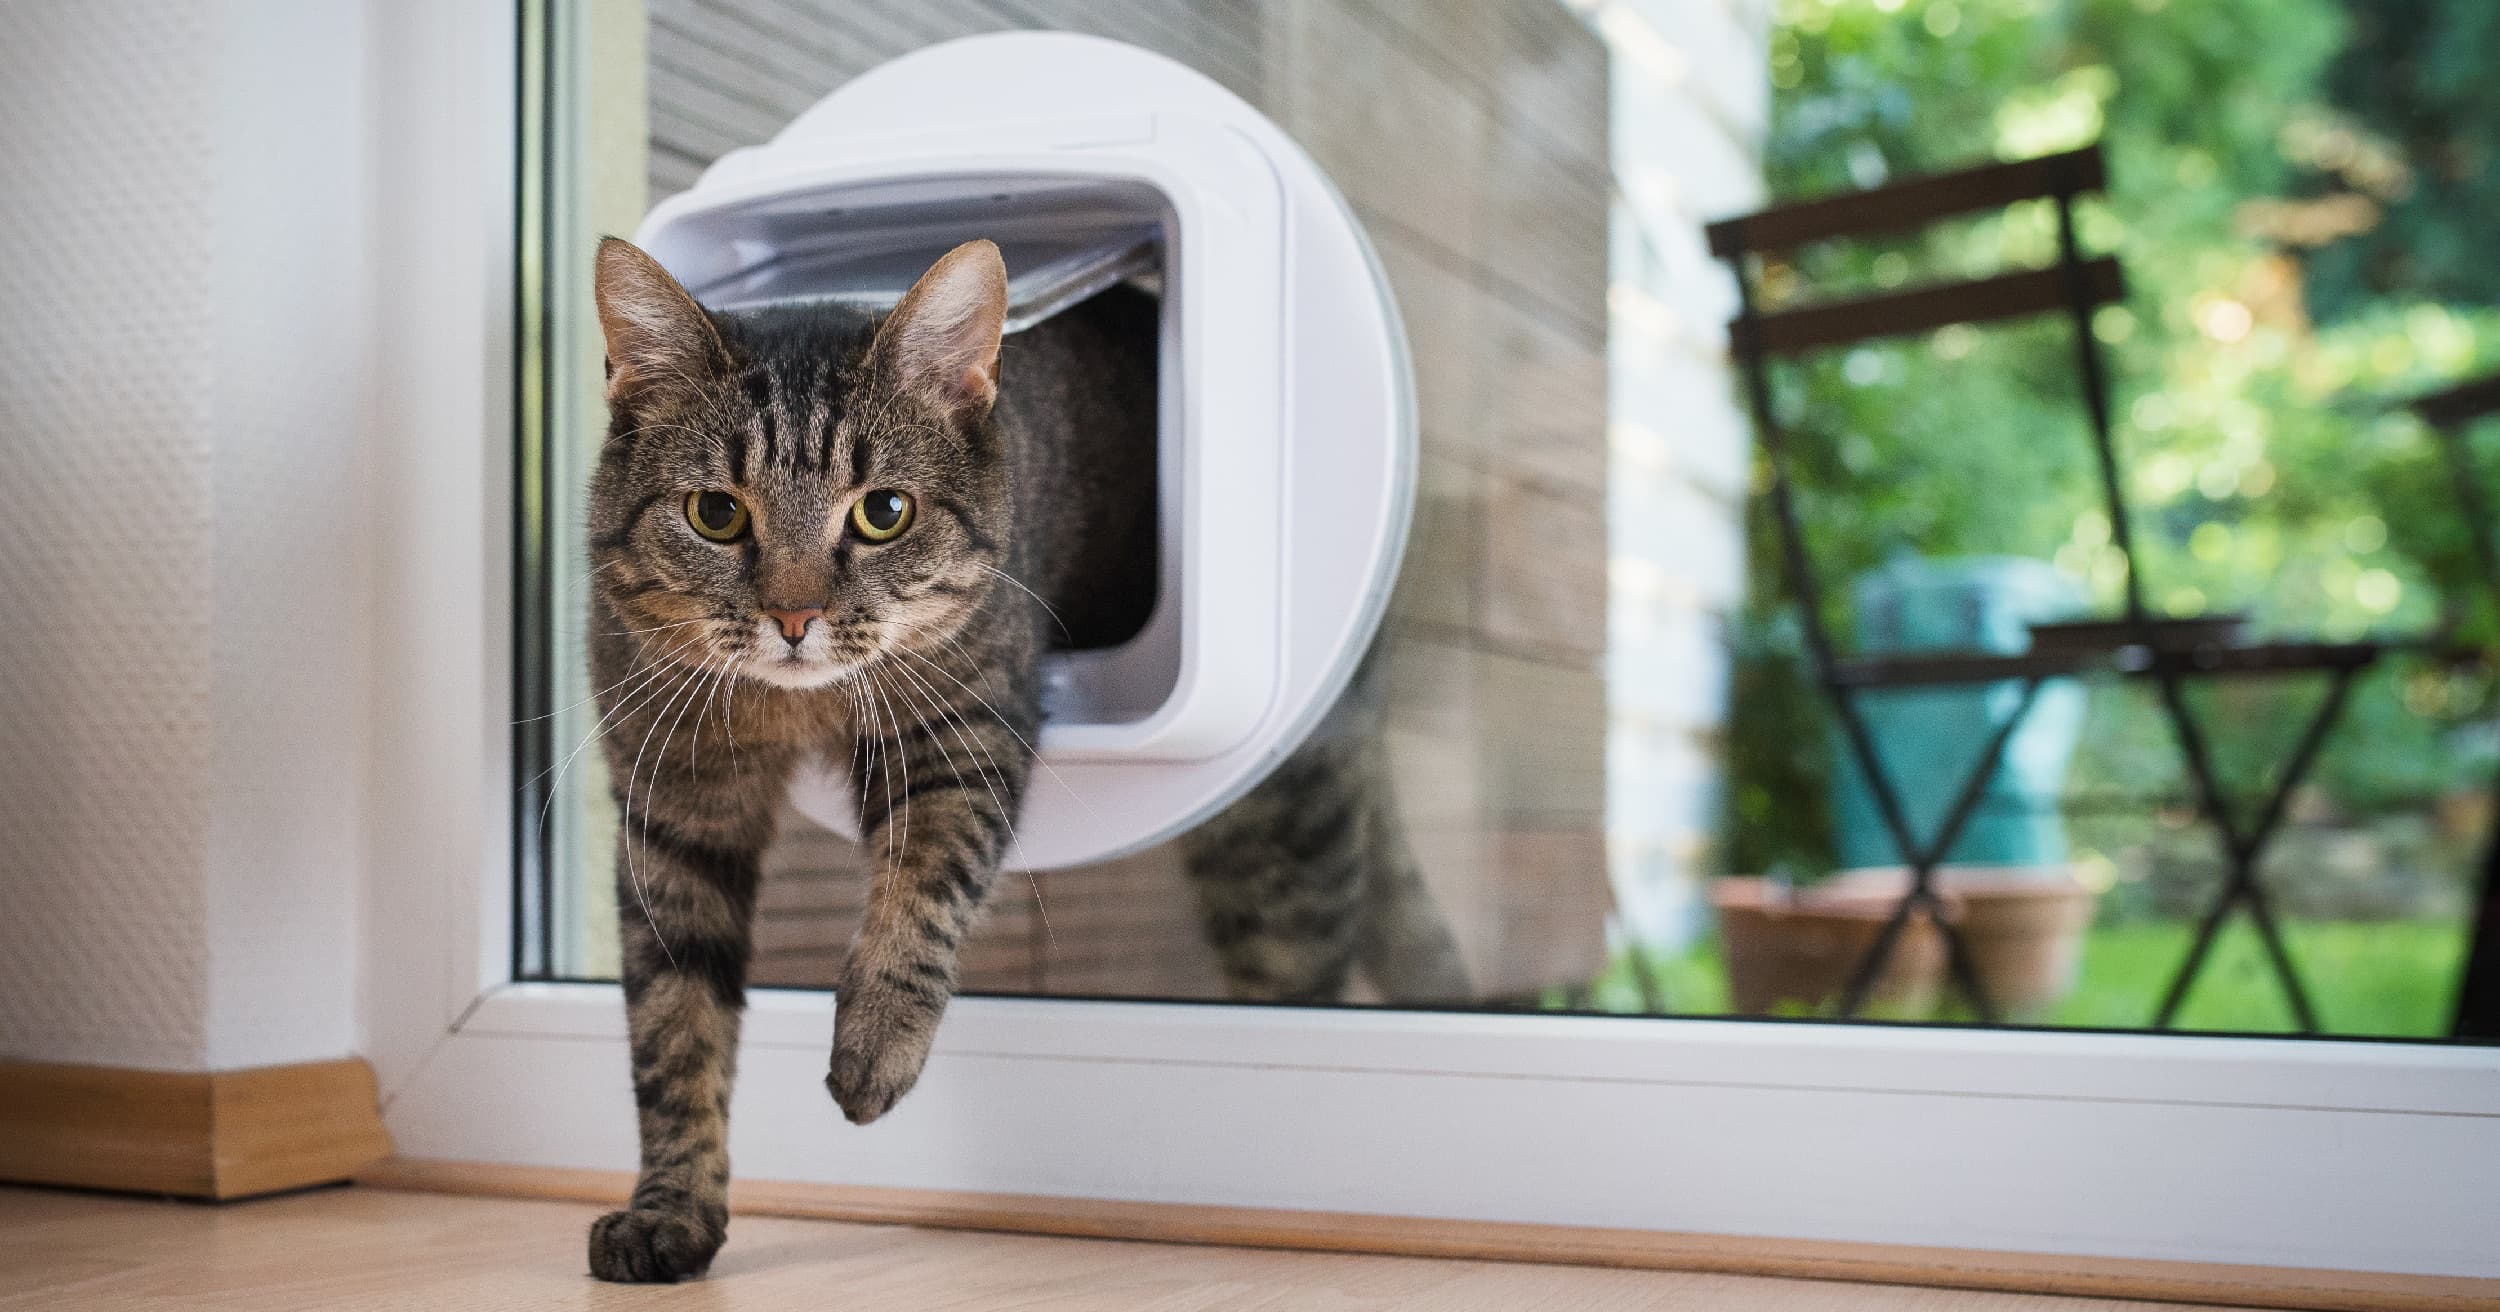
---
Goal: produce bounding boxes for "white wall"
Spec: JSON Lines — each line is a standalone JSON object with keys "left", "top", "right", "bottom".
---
{"left": 1574, "top": 0, "right": 1772, "bottom": 948}
{"left": 0, "top": 0, "right": 219, "bottom": 1072}
{"left": 0, "top": 0, "right": 372, "bottom": 1072}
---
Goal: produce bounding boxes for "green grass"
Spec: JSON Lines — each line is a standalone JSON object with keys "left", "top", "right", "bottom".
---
{"left": 1566, "top": 918, "right": 2470, "bottom": 1038}
{"left": 2050, "top": 918, "right": 2469, "bottom": 1036}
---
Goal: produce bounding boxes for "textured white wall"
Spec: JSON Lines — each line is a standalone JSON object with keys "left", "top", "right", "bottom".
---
{"left": 0, "top": 0, "right": 220, "bottom": 1071}
{"left": 0, "top": 0, "right": 370, "bottom": 1071}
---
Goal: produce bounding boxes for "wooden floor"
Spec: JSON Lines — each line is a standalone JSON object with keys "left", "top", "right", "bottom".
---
{"left": 0, "top": 1184, "right": 2260, "bottom": 1311}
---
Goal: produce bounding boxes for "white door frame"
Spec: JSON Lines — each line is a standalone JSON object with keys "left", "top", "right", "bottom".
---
{"left": 358, "top": 0, "right": 2500, "bottom": 1281}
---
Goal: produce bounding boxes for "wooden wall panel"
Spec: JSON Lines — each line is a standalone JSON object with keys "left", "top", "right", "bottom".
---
{"left": 1481, "top": 470, "right": 1610, "bottom": 663}
{"left": 643, "top": 0, "right": 1613, "bottom": 1001}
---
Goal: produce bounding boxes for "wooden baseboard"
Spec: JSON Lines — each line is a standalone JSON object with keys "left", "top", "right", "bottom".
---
{"left": 359, "top": 1157, "right": 2496, "bottom": 1312}
{"left": 0, "top": 1058, "right": 392, "bottom": 1201}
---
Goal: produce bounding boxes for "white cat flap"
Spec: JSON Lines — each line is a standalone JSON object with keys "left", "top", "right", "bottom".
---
{"left": 634, "top": 32, "right": 1415, "bottom": 869}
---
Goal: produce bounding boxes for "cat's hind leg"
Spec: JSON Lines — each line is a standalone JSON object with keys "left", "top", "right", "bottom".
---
{"left": 1179, "top": 752, "right": 1369, "bottom": 1002}
{"left": 1181, "top": 668, "right": 1471, "bottom": 1005}
{"left": 1349, "top": 773, "right": 1473, "bottom": 1004}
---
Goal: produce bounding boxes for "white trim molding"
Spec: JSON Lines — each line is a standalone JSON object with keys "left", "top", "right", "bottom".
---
{"left": 383, "top": 987, "right": 2500, "bottom": 1280}
{"left": 359, "top": 0, "right": 2500, "bottom": 1286}
{"left": 360, "top": 0, "right": 517, "bottom": 1099}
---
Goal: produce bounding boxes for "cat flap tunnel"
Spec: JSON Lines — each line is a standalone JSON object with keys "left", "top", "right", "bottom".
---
{"left": 632, "top": 33, "right": 1417, "bottom": 870}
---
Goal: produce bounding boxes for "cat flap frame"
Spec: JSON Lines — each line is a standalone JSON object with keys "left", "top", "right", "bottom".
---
{"left": 632, "top": 32, "right": 1416, "bottom": 870}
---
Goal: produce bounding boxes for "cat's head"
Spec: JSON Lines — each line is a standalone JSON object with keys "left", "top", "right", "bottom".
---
{"left": 586, "top": 237, "right": 1010, "bottom": 692}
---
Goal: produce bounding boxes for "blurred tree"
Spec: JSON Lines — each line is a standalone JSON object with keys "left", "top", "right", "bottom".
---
{"left": 2301, "top": 0, "right": 2500, "bottom": 321}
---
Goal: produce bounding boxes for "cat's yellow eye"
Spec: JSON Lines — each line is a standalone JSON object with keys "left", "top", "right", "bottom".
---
{"left": 851, "top": 489, "right": 915, "bottom": 542}
{"left": 685, "top": 489, "right": 748, "bottom": 542}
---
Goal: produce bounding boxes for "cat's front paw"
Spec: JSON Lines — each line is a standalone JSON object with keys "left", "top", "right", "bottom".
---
{"left": 825, "top": 983, "right": 938, "bottom": 1125}
{"left": 588, "top": 1207, "right": 722, "bottom": 1283}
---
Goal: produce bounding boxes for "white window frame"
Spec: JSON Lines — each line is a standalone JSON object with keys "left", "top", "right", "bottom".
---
{"left": 360, "top": 0, "right": 2500, "bottom": 1281}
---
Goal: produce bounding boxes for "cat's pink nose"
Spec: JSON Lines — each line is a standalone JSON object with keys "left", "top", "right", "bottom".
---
{"left": 762, "top": 606, "right": 823, "bottom": 644}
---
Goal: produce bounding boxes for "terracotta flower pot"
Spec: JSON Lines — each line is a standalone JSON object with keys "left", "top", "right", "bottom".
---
{"left": 1827, "top": 867, "right": 2097, "bottom": 1018}
{"left": 1711, "top": 876, "right": 1948, "bottom": 1016}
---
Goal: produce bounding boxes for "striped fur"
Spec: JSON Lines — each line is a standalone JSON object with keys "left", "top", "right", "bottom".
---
{"left": 577, "top": 239, "right": 1463, "bottom": 1283}
{"left": 1179, "top": 645, "right": 1472, "bottom": 1004}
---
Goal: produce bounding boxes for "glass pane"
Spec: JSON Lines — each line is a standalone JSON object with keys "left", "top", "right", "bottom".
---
{"left": 524, "top": 0, "right": 2499, "bottom": 1040}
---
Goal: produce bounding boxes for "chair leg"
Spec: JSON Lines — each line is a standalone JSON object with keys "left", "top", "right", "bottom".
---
{"left": 2446, "top": 766, "right": 2500, "bottom": 1038}
{"left": 2151, "top": 885, "right": 2240, "bottom": 1030}
{"left": 1830, "top": 678, "right": 2045, "bottom": 1023}
{"left": 2149, "top": 667, "right": 2356, "bottom": 1032}
{"left": 2244, "top": 883, "right": 2321, "bottom": 1032}
{"left": 1835, "top": 891, "right": 1921, "bottom": 1019}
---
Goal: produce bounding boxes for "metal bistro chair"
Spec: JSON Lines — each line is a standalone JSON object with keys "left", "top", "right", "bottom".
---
{"left": 1707, "top": 145, "right": 2399, "bottom": 1029}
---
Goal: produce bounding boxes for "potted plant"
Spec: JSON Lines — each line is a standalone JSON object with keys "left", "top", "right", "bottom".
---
{"left": 1712, "top": 867, "right": 2094, "bottom": 1019}
{"left": 1830, "top": 867, "right": 2096, "bottom": 1018}
{"left": 1710, "top": 870, "right": 1948, "bottom": 1017}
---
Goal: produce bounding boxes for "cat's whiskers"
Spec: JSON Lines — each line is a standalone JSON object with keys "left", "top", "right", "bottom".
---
{"left": 837, "top": 680, "right": 875, "bottom": 843}
{"left": 878, "top": 652, "right": 1006, "bottom": 827}
{"left": 977, "top": 563, "right": 1073, "bottom": 642}
{"left": 718, "top": 655, "right": 746, "bottom": 785}
{"left": 876, "top": 671, "right": 910, "bottom": 867}
{"left": 866, "top": 667, "right": 912, "bottom": 862}
{"left": 890, "top": 641, "right": 1080, "bottom": 949}
{"left": 616, "top": 658, "right": 707, "bottom": 967}
{"left": 531, "top": 645, "right": 714, "bottom": 853}
{"left": 686, "top": 658, "right": 733, "bottom": 775}
{"left": 608, "top": 616, "right": 720, "bottom": 639}
{"left": 643, "top": 651, "right": 719, "bottom": 835}
{"left": 918, "top": 624, "right": 1022, "bottom": 711}
{"left": 878, "top": 649, "right": 1014, "bottom": 829}
{"left": 516, "top": 632, "right": 708, "bottom": 727}
{"left": 880, "top": 637, "right": 1061, "bottom": 933}
{"left": 846, "top": 669, "right": 900, "bottom": 871}
{"left": 563, "top": 557, "right": 631, "bottom": 587}
{"left": 526, "top": 636, "right": 711, "bottom": 835}
{"left": 532, "top": 659, "right": 700, "bottom": 854}
{"left": 876, "top": 652, "right": 1053, "bottom": 949}
{"left": 910, "top": 626, "right": 1057, "bottom": 820}
{"left": 899, "top": 635, "right": 1100, "bottom": 823}
{"left": 619, "top": 652, "right": 724, "bottom": 967}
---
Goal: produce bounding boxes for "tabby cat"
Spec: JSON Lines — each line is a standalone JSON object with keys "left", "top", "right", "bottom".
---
{"left": 580, "top": 237, "right": 1464, "bottom": 1282}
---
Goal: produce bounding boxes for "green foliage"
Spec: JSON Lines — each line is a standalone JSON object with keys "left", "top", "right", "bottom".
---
{"left": 2303, "top": 0, "right": 2500, "bottom": 320}
{"left": 1727, "top": 0, "right": 2500, "bottom": 879}
{"left": 1570, "top": 918, "right": 2468, "bottom": 1037}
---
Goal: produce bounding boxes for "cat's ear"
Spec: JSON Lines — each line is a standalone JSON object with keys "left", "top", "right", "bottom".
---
{"left": 592, "top": 237, "right": 728, "bottom": 407}
{"left": 871, "top": 239, "right": 1008, "bottom": 420}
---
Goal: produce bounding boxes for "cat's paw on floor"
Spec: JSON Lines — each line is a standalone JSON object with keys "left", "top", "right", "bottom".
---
{"left": 587, "top": 1207, "right": 722, "bottom": 1283}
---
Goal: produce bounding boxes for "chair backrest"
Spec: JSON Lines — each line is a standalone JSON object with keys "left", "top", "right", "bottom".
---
{"left": 2409, "top": 373, "right": 2500, "bottom": 431}
{"left": 1705, "top": 145, "right": 2119, "bottom": 357}
{"left": 1708, "top": 142, "right": 2153, "bottom": 628}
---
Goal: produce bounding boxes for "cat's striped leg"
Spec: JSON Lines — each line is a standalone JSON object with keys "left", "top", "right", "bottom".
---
{"left": 1179, "top": 759, "right": 1370, "bottom": 1003}
{"left": 1180, "top": 644, "right": 1472, "bottom": 1004}
{"left": 588, "top": 757, "right": 785, "bottom": 1283}
{"left": 1350, "top": 751, "right": 1474, "bottom": 1004}
{"left": 825, "top": 664, "right": 1032, "bottom": 1125}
